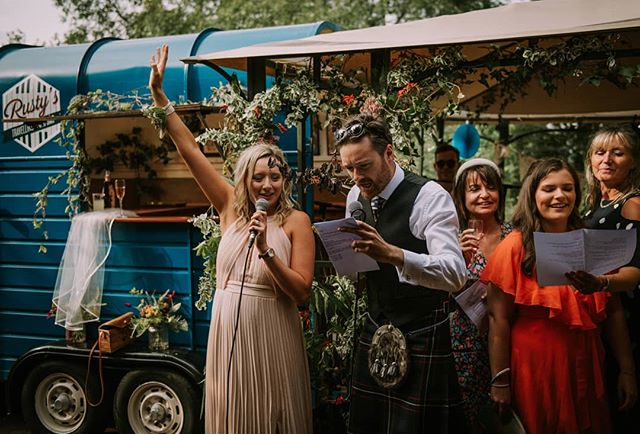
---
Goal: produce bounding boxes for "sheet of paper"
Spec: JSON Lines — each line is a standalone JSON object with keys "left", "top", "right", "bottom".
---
{"left": 534, "top": 228, "right": 636, "bottom": 286}
{"left": 313, "top": 217, "right": 380, "bottom": 276}
{"left": 454, "top": 280, "right": 488, "bottom": 334}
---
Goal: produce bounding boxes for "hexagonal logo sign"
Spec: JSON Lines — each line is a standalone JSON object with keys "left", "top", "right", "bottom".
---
{"left": 2, "top": 74, "right": 61, "bottom": 152}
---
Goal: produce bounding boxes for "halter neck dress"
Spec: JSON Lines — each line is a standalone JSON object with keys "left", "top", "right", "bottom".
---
{"left": 204, "top": 216, "right": 312, "bottom": 434}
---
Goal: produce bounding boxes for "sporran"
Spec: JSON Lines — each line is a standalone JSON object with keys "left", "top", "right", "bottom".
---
{"left": 367, "top": 323, "right": 409, "bottom": 389}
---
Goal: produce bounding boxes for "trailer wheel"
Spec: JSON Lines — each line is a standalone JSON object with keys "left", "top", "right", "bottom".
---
{"left": 114, "top": 369, "right": 201, "bottom": 434}
{"left": 21, "top": 360, "right": 107, "bottom": 434}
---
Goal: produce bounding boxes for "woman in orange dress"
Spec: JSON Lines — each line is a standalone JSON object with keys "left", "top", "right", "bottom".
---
{"left": 483, "top": 158, "right": 636, "bottom": 434}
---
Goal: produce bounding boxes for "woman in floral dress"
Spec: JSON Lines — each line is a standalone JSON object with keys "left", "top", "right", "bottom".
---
{"left": 450, "top": 158, "right": 511, "bottom": 432}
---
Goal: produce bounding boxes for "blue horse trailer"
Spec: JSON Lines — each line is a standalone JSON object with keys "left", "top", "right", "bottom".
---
{"left": 0, "top": 21, "right": 338, "bottom": 434}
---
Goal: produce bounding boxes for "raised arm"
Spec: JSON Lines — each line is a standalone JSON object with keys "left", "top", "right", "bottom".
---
{"left": 149, "top": 45, "right": 234, "bottom": 224}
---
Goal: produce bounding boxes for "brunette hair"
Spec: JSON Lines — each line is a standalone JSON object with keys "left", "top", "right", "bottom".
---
{"left": 512, "top": 158, "right": 583, "bottom": 276}
{"left": 335, "top": 113, "right": 393, "bottom": 155}
{"left": 453, "top": 164, "right": 504, "bottom": 230}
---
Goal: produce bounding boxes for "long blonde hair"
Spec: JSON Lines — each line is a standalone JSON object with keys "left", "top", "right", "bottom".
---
{"left": 585, "top": 126, "right": 640, "bottom": 209}
{"left": 233, "top": 143, "right": 295, "bottom": 225}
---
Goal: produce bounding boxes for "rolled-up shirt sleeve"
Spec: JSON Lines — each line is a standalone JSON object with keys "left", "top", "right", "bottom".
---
{"left": 396, "top": 182, "right": 467, "bottom": 292}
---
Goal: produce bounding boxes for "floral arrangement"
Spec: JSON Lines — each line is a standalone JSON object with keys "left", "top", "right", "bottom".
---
{"left": 127, "top": 288, "right": 189, "bottom": 337}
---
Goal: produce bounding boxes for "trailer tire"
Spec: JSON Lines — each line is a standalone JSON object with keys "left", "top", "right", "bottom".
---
{"left": 21, "top": 360, "right": 107, "bottom": 434}
{"left": 114, "top": 369, "right": 202, "bottom": 434}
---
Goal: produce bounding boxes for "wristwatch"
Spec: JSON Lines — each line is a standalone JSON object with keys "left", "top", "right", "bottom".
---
{"left": 258, "top": 247, "right": 275, "bottom": 260}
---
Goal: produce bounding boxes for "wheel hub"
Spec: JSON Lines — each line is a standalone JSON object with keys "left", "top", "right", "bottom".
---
{"left": 128, "top": 381, "right": 184, "bottom": 434}
{"left": 53, "top": 393, "right": 72, "bottom": 412}
{"left": 35, "top": 373, "right": 86, "bottom": 433}
{"left": 149, "top": 402, "right": 167, "bottom": 422}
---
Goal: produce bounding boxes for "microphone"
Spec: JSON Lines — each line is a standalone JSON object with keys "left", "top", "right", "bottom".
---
{"left": 347, "top": 201, "right": 366, "bottom": 222}
{"left": 248, "top": 198, "right": 269, "bottom": 248}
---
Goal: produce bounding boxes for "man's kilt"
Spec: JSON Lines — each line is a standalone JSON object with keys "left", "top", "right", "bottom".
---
{"left": 348, "top": 302, "right": 468, "bottom": 434}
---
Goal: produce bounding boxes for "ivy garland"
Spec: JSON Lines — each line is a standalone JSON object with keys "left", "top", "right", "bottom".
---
{"left": 33, "top": 90, "right": 179, "bottom": 251}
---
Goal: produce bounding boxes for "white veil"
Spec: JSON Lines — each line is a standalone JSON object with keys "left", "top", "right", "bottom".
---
{"left": 52, "top": 209, "right": 136, "bottom": 330}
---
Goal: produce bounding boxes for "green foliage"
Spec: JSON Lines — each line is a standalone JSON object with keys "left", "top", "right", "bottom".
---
{"left": 54, "top": 0, "right": 218, "bottom": 43}
{"left": 190, "top": 211, "right": 223, "bottom": 310}
{"left": 128, "top": 288, "right": 189, "bottom": 337}
{"left": 87, "top": 126, "right": 173, "bottom": 196}
{"left": 52, "top": 0, "right": 502, "bottom": 44}
{"left": 306, "top": 275, "right": 367, "bottom": 401}
{"left": 32, "top": 90, "right": 173, "bottom": 251}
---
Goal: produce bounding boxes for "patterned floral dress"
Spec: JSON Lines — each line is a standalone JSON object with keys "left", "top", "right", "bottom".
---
{"left": 450, "top": 223, "right": 512, "bottom": 431}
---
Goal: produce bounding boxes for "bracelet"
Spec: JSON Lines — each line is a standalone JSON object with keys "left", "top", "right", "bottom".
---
{"left": 490, "top": 367, "right": 511, "bottom": 385}
{"left": 621, "top": 370, "right": 637, "bottom": 376}
{"left": 490, "top": 383, "right": 511, "bottom": 388}
{"left": 162, "top": 102, "right": 175, "bottom": 117}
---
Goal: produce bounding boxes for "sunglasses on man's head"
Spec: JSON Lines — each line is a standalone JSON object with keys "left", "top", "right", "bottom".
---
{"left": 335, "top": 123, "right": 366, "bottom": 145}
{"left": 436, "top": 159, "right": 457, "bottom": 169}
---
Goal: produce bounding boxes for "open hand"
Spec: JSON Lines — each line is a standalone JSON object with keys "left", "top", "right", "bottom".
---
{"left": 149, "top": 45, "right": 169, "bottom": 105}
{"left": 618, "top": 371, "right": 638, "bottom": 411}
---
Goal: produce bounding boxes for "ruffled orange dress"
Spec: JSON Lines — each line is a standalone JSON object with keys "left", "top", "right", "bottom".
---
{"left": 481, "top": 231, "right": 612, "bottom": 434}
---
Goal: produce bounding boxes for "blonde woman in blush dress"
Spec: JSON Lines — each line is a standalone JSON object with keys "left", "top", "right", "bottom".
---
{"left": 149, "top": 45, "right": 313, "bottom": 434}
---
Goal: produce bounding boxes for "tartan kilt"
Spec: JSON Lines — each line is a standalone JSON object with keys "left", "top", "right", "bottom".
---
{"left": 348, "top": 303, "right": 468, "bottom": 434}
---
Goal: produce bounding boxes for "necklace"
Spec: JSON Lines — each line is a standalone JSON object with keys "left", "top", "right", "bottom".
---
{"left": 599, "top": 191, "right": 629, "bottom": 208}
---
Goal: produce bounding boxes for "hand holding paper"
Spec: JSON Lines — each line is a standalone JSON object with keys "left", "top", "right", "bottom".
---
{"left": 313, "top": 217, "right": 379, "bottom": 276}
{"left": 533, "top": 228, "right": 636, "bottom": 286}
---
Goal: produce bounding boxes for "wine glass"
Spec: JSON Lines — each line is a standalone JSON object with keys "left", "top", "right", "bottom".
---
{"left": 115, "top": 179, "right": 126, "bottom": 216}
{"left": 468, "top": 219, "right": 484, "bottom": 239}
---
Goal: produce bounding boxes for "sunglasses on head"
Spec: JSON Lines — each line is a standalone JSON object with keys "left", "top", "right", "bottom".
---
{"left": 436, "top": 159, "right": 457, "bottom": 169}
{"left": 335, "top": 123, "right": 366, "bottom": 145}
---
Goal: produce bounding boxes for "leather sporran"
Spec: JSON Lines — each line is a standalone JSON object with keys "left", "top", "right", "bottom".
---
{"left": 98, "top": 312, "right": 134, "bottom": 353}
{"left": 368, "top": 323, "right": 409, "bottom": 389}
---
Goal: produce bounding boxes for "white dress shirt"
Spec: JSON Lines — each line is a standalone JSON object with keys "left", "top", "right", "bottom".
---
{"left": 346, "top": 162, "right": 467, "bottom": 293}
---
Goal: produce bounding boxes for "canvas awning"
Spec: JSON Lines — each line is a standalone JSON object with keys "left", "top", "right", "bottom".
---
{"left": 184, "top": 0, "right": 640, "bottom": 119}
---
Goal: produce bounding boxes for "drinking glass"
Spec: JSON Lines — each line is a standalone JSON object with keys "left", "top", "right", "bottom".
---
{"left": 468, "top": 219, "right": 484, "bottom": 239}
{"left": 115, "top": 179, "right": 126, "bottom": 216}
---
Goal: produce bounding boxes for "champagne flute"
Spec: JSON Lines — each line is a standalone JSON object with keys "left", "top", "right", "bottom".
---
{"left": 468, "top": 219, "right": 484, "bottom": 239}
{"left": 115, "top": 179, "right": 126, "bottom": 216}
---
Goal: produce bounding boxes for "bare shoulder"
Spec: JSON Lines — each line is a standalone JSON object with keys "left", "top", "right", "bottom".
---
{"left": 284, "top": 210, "right": 312, "bottom": 231}
{"left": 621, "top": 196, "right": 640, "bottom": 221}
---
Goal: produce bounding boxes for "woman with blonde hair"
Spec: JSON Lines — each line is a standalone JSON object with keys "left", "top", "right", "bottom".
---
{"left": 149, "top": 45, "right": 314, "bottom": 434}
{"left": 567, "top": 125, "right": 640, "bottom": 432}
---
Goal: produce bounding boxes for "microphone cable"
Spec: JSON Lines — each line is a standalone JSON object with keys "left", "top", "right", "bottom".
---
{"left": 225, "top": 242, "right": 253, "bottom": 434}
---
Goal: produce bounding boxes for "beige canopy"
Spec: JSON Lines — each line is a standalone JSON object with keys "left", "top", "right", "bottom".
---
{"left": 184, "top": 0, "right": 640, "bottom": 119}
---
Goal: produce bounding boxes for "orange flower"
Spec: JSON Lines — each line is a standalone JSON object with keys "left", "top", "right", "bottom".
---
{"left": 342, "top": 94, "right": 355, "bottom": 105}
{"left": 253, "top": 106, "right": 261, "bottom": 118}
{"left": 276, "top": 123, "right": 288, "bottom": 133}
{"left": 397, "top": 82, "right": 417, "bottom": 98}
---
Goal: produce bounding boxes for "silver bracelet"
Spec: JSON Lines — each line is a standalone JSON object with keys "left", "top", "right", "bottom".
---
{"left": 162, "top": 102, "right": 175, "bottom": 117}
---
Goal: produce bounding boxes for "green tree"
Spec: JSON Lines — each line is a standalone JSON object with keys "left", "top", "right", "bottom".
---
{"left": 54, "top": 0, "right": 502, "bottom": 43}
{"left": 54, "top": 0, "right": 219, "bottom": 43}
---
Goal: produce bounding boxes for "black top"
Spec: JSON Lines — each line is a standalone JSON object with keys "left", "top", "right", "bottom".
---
{"left": 359, "top": 172, "right": 447, "bottom": 328}
{"left": 584, "top": 191, "right": 640, "bottom": 345}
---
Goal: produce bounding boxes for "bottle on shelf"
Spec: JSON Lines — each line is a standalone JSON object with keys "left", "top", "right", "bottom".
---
{"left": 102, "top": 170, "right": 116, "bottom": 208}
